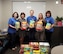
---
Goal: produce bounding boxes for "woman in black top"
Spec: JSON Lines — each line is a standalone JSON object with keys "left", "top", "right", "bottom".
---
{"left": 35, "top": 13, "right": 45, "bottom": 41}
{"left": 18, "top": 12, "right": 27, "bottom": 45}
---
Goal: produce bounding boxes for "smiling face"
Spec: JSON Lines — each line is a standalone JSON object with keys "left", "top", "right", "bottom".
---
{"left": 46, "top": 11, "right": 51, "bottom": 18}
{"left": 30, "top": 10, "right": 34, "bottom": 16}
{"left": 14, "top": 13, "right": 18, "bottom": 18}
{"left": 38, "top": 13, "right": 43, "bottom": 20}
{"left": 12, "top": 12, "right": 19, "bottom": 19}
{"left": 46, "top": 13, "right": 50, "bottom": 17}
{"left": 20, "top": 12, "right": 25, "bottom": 19}
{"left": 20, "top": 14, "right": 25, "bottom": 19}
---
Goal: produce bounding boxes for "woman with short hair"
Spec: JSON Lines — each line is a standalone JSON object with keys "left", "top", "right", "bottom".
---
{"left": 8, "top": 12, "right": 19, "bottom": 50}
{"left": 18, "top": 12, "right": 27, "bottom": 45}
{"left": 45, "top": 11, "right": 55, "bottom": 45}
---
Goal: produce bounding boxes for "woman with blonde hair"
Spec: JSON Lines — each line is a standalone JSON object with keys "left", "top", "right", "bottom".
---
{"left": 35, "top": 13, "right": 45, "bottom": 41}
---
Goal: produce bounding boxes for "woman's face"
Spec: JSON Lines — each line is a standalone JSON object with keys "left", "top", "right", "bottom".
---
{"left": 14, "top": 13, "right": 17, "bottom": 18}
{"left": 21, "top": 14, "right": 25, "bottom": 18}
{"left": 46, "top": 13, "right": 50, "bottom": 17}
{"left": 38, "top": 13, "right": 43, "bottom": 19}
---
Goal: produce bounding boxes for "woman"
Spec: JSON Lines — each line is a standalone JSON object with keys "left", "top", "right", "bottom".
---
{"left": 18, "top": 12, "right": 27, "bottom": 45}
{"left": 35, "top": 13, "right": 45, "bottom": 41}
{"left": 8, "top": 12, "right": 19, "bottom": 50}
{"left": 45, "top": 11, "right": 55, "bottom": 45}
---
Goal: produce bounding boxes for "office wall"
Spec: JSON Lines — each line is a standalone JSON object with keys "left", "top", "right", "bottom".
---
{"left": 1, "top": 0, "right": 12, "bottom": 29}
{"left": 1, "top": 0, "right": 63, "bottom": 29}
{"left": 13, "top": 2, "right": 46, "bottom": 18}
{"left": 46, "top": 0, "right": 63, "bottom": 19}
{"left": 0, "top": 0, "right": 2, "bottom": 29}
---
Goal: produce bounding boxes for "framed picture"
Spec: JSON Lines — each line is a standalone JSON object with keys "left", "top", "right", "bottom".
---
{"left": 61, "top": 0, "right": 63, "bottom": 4}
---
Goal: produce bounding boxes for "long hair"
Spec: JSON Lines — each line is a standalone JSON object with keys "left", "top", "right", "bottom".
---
{"left": 38, "top": 13, "right": 43, "bottom": 20}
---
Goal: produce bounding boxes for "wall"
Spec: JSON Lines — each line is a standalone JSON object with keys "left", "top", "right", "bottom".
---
{"left": 46, "top": 0, "right": 63, "bottom": 19}
{"left": 1, "top": 0, "right": 12, "bottom": 29}
{"left": 0, "top": 0, "right": 2, "bottom": 29}
{"left": 1, "top": 0, "right": 63, "bottom": 29}
{"left": 13, "top": 2, "right": 46, "bottom": 18}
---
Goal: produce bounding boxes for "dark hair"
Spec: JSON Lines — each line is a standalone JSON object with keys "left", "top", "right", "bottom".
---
{"left": 12, "top": 12, "right": 19, "bottom": 18}
{"left": 20, "top": 12, "right": 25, "bottom": 17}
{"left": 46, "top": 11, "right": 51, "bottom": 17}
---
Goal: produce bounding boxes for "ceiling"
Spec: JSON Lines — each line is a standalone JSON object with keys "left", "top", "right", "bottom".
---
{"left": 12, "top": 0, "right": 56, "bottom": 2}
{"left": 12, "top": 0, "right": 46, "bottom": 2}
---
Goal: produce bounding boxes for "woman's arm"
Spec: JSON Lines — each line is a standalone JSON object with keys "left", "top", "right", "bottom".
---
{"left": 51, "top": 24, "right": 55, "bottom": 28}
{"left": 50, "top": 18, "right": 55, "bottom": 28}
{"left": 8, "top": 24, "right": 16, "bottom": 29}
{"left": 35, "top": 21, "right": 37, "bottom": 26}
{"left": 8, "top": 18, "right": 16, "bottom": 29}
{"left": 42, "top": 19, "right": 46, "bottom": 27}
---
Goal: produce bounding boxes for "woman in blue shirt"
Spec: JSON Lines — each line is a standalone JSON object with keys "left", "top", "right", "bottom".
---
{"left": 45, "top": 11, "right": 55, "bottom": 45}
{"left": 8, "top": 12, "right": 19, "bottom": 50}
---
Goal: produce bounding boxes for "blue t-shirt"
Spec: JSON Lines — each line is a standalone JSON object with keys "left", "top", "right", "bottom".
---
{"left": 8, "top": 17, "right": 18, "bottom": 34}
{"left": 45, "top": 17, "right": 55, "bottom": 32}
{"left": 27, "top": 16, "right": 37, "bottom": 24}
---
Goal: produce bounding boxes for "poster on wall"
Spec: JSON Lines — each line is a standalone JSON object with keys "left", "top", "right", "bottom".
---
{"left": 13, "top": 2, "right": 46, "bottom": 18}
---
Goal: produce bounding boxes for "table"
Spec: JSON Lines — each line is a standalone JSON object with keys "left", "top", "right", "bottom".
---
{"left": 0, "top": 33, "right": 8, "bottom": 39}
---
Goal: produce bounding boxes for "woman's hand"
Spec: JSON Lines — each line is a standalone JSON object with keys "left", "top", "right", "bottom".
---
{"left": 45, "top": 24, "right": 54, "bottom": 30}
{"left": 20, "top": 27, "right": 22, "bottom": 30}
{"left": 45, "top": 27, "right": 51, "bottom": 30}
{"left": 8, "top": 24, "right": 16, "bottom": 29}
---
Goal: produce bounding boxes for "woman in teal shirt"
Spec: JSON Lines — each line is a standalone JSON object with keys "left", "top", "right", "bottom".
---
{"left": 8, "top": 12, "right": 19, "bottom": 50}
